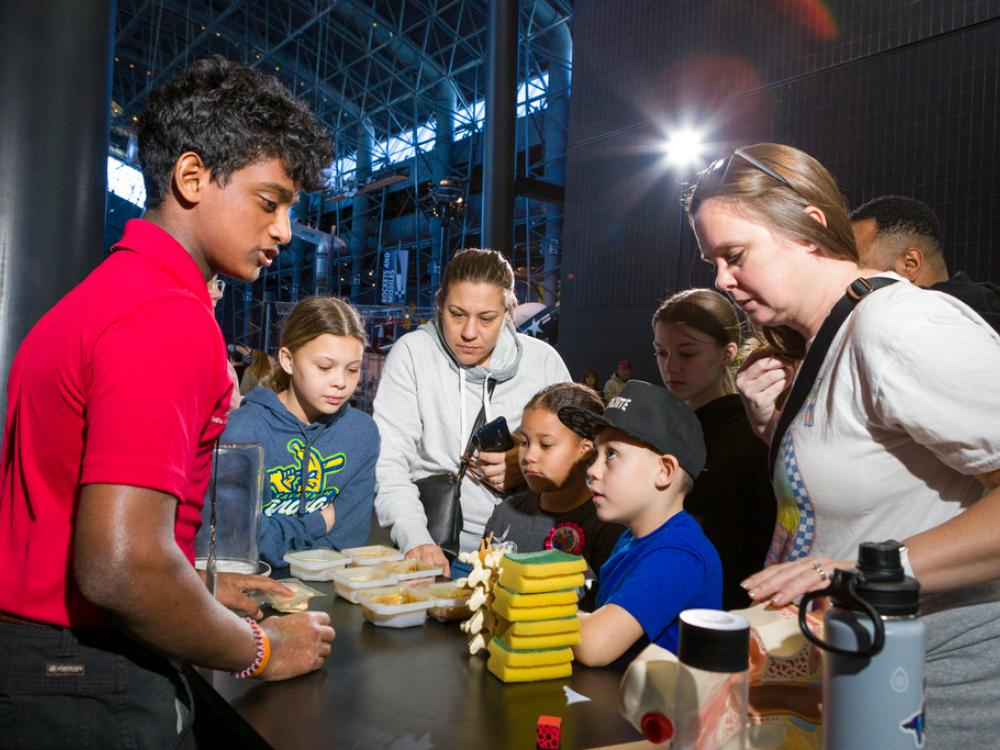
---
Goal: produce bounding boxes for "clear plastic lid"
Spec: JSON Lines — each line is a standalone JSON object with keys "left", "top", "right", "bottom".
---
{"left": 357, "top": 585, "right": 436, "bottom": 616}
{"left": 414, "top": 581, "right": 474, "bottom": 607}
{"left": 384, "top": 558, "right": 444, "bottom": 581}
{"left": 283, "top": 548, "right": 351, "bottom": 571}
{"left": 263, "top": 578, "right": 326, "bottom": 613}
{"left": 342, "top": 545, "right": 405, "bottom": 565}
{"left": 328, "top": 564, "right": 398, "bottom": 589}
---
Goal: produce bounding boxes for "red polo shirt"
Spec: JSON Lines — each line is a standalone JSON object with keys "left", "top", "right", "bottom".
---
{"left": 0, "top": 220, "right": 232, "bottom": 627}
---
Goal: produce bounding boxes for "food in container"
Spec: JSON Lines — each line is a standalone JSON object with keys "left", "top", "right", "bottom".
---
{"left": 415, "top": 582, "right": 474, "bottom": 623}
{"left": 342, "top": 544, "right": 405, "bottom": 566}
{"left": 263, "top": 578, "right": 326, "bottom": 613}
{"left": 328, "top": 564, "right": 398, "bottom": 603}
{"left": 283, "top": 548, "right": 351, "bottom": 581}
{"left": 384, "top": 558, "right": 443, "bottom": 585}
{"left": 357, "top": 585, "right": 435, "bottom": 628}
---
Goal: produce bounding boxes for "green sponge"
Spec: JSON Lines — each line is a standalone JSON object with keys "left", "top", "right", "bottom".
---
{"left": 492, "top": 596, "right": 578, "bottom": 622}
{"left": 498, "top": 627, "right": 581, "bottom": 651}
{"left": 506, "top": 616, "right": 580, "bottom": 636}
{"left": 498, "top": 550, "right": 587, "bottom": 594}
{"left": 487, "top": 637, "right": 573, "bottom": 667}
{"left": 497, "top": 570, "right": 585, "bottom": 593}
{"left": 503, "top": 549, "right": 587, "bottom": 577}
{"left": 492, "top": 584, "right": 579, "bottom": 611}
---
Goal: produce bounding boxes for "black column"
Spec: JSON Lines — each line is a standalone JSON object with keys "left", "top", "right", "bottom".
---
{"left": 481, "top": 0, "right": 518, "bottom": 257}
{"left": 0, "top": 0, "right": 115, "bottom": 414}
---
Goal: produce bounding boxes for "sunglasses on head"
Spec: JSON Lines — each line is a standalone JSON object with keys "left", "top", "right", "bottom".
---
{"left": 682, "top": 147, "right": 797, "bottom": 207}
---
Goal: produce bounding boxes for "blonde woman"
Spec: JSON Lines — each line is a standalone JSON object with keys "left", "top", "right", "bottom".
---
{"left": 685, "top": 142, "right": 1000, "bottom": 746}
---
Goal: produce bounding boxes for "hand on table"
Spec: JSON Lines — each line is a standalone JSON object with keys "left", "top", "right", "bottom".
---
{"left": 258, "top": 611, "right": 335, "bottom": 681}
{"left": 407, "top": 543, "right": 450, "bottom": 578}
{"left": 736, "top": 350, "right": 796, "bottom": 442}
{"left": 201, "top": 571, "right": 293, "bottom": 620}
{"left": 742, "top": 557, "right": 854, "bottom": 608}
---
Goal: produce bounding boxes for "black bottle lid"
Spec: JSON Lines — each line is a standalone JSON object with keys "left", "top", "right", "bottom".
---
{"left": 677, "top": 610, "right": 750, "bottom": 673}
{"left": 845, "top": 541, "right": 920, "bottom": 617}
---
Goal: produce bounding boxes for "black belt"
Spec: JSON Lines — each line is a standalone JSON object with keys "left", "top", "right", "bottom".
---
{"left": 0, "top": 610, "right": 52, "bottom": 627}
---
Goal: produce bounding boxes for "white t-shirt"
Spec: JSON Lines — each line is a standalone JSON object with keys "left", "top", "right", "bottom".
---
{"left": 769, "top": 275, "right": 1000, "bottom": 569}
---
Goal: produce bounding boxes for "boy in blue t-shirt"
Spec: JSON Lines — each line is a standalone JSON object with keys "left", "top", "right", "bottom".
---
{"left": 558, "top": 380, "right": 722, "bottom": 666}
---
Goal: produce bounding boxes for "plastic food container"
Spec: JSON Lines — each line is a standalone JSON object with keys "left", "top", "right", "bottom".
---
{"left": 329, "top": 565, "right": 398, "bottom": 603}
{"left": 384, "top": 558, "right": 444, "bottom": 585}
{"left": 357, "top": 585, "right": 436, "bottom": 628}
{"left": 283, "top": 548, "right": 351, "bottom": 581}
{"left": 263, "top": 578, "right": 326, "bottom": 613}
{"left": 342, "top": 545, "right": 405, "bottom": 566}
{"left": 415, "top": 582, "right": 474, "bottom": 623}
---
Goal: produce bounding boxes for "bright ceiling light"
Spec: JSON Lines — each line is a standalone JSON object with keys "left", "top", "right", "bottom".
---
{"left": 663, "top": 126, "right": 707, "bottom": 169}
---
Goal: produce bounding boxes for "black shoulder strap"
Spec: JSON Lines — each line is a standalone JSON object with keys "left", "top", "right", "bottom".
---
{"left": 462, "top": 379, "right": 498, "bottom": 456}
{"left": 768, "top": 277, "right": 898, "bottom": 473}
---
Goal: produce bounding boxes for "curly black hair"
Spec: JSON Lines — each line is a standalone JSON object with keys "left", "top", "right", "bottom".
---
{"left": 849, "top": 195, "right": 943, "bottom": 247}
{"left": 137, "top": 57, "right": 332, "bottom": 208}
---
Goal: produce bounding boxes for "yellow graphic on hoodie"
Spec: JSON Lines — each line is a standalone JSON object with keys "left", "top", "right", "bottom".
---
{"left": 263, "top": 438, "right": 346, "bottom": 516}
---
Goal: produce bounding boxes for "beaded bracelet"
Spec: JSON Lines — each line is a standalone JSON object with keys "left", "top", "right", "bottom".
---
{"left": 232, "top": 617, "right": 271, "bottom": 679}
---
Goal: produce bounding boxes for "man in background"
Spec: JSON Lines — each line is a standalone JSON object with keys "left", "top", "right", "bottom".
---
{"left": 851, "top": 195, "right": 1000, "bottom": 334}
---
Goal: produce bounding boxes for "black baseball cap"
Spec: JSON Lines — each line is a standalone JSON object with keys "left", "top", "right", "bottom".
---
{"left": 558, "top": 380, "right": 706, "bottom": 477}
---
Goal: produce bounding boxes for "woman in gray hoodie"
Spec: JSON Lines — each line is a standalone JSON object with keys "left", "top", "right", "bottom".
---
{"left": 373, "top": 249, "right": 570, "bottom": 575}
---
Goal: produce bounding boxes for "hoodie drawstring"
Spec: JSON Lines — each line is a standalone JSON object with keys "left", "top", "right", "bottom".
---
{"left": 458, "top": 370, "right": 495, "bottom": 462}
{"left": 482, "top": 378, "right": 493, "bottom": 423}
{"left": 459, "top": 368, "right": 467, "bottom": 460}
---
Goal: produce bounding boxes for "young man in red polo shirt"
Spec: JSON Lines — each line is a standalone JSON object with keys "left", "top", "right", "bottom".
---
{"left": 0, "top": 58, "right": 335, "bottom": 746}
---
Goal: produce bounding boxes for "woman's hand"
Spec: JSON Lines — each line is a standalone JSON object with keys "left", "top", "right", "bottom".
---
{"left": 406, "top": 543, "right": 450, "bottom": 577}
{"left": 736, "top": 350, "right": 796, "bottom": 443}
{"left": 475, "top": 446, "right": 522, "bottom": 492}
{"left": 741, "top": 557, "right": 854, "bottom": 608}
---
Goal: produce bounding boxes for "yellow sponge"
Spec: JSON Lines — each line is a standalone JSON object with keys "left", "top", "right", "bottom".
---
{"left": 497, "top": 570, "right": 585, "bottom": 593}
{"left": 506, "top": 616, "right": 580, "bottom": 636}
{"left": 498, "top": 629, "right": 581, "bottom": 650}
{"left": 502, "top": 549, "right": 587, "bottom": 579}
{"left": 492, "top": 597, "right": 578, "bottom": 622}
{"left": 487, "top": 653, "right": 573, "bottom": 683}
{"left": 493, "top": 584, "right": 579, "bottom": 611}
{"left": 487, "top": 637, "right": 573, "bottom": 667}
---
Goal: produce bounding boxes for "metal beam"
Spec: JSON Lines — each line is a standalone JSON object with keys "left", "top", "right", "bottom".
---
{"left": 119, "top": 0, "right": 364, "bottom": 125}
{"left": 122, "top": 0, "right": 248, "bottom": 115}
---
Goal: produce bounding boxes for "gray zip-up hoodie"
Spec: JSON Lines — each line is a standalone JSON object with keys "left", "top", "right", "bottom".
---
{"left": 373, "top": 318, "right": 570, "bottom": 553}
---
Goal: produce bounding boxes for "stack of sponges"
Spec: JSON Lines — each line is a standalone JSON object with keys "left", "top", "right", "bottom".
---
{"left": 486, "top": 550, "right": 586, "bottom": 683}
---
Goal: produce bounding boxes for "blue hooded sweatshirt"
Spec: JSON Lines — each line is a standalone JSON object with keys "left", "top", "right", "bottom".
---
{"left": 221, "top": 386, "right": 380, "bottom": 566}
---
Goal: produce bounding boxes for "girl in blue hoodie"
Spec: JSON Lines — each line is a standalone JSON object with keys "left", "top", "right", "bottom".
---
{"left": 222, "top": 296, "right": 380, "bottom": 567}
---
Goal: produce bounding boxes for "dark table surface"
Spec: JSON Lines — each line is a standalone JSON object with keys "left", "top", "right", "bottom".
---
{"left": 197, "top": 577, "right": 644, "bottom": 750}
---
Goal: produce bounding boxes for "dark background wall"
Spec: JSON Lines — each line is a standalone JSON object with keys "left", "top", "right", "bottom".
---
{"left": 559, "top": 0, "right": 1000, "bottom": 384}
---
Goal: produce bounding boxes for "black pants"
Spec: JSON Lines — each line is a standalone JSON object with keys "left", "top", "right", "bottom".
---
{"left": 0, "top": 619, "right": 195, "bottom": 750}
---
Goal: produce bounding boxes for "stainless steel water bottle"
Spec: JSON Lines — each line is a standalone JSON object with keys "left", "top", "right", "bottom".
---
{"left": 799, "top": 541, "right": 925, "bottom": 750}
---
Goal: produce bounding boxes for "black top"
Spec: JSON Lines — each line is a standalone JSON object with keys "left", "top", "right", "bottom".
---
{"left": 931, "top": 271, "right": 1000, "bottom": 336}
{"left": 685, "top": 394, "right": 777, "bottom": 610}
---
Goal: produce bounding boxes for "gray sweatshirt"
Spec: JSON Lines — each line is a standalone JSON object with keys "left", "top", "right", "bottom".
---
{"left": 373, "top": 318, "right": 570, "bottom": 553}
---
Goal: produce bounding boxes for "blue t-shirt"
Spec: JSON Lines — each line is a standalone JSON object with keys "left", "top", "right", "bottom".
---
{"left": 595, "top": 511, "right": 722, "bottom": 654}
